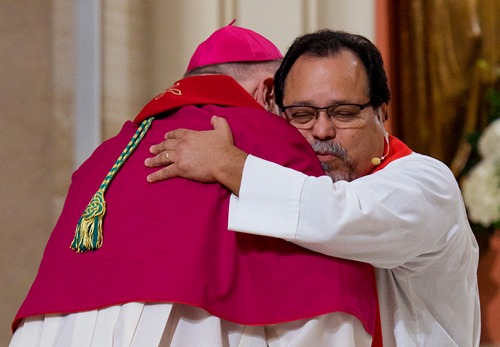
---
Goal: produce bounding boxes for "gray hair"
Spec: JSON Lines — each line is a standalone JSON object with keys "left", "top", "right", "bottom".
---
{"left": 184, "top": 60, "right": 282, "bottom": 84}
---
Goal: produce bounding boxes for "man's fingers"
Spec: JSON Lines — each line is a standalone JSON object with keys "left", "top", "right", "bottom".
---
{"left": 147, "top": 166, "right": 175, "bottom": 183}
{"left": 145, "top": 150, "right": 174, "bottom": 168}
{"left": 211, "top": 116, "right": 234, "bottom": 144}
{"left": 145, "top": 121, "right": 233, "bottom": 183}
{"left": 165, "top": 128, "right": 190, "bottom": 140}
{"left": 149, "top": 128, "right": 191, "bottom": 155}
{"left": 150, "top": 136, "right": 181, "bottom": 156}
{"left": 211, "top": 116, "right": 229, "bottom": 133}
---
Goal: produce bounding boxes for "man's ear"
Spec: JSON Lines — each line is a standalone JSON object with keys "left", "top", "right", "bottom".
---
{"left": 253, "top": 77, "right": 277, "bottom": 113}
{"left": 377, "top": 104, "right": 389, "bottom": 123}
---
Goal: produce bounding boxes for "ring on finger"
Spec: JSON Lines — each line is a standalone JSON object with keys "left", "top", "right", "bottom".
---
{"left": 165, "top": 151, "right": 171, "bottom": 165}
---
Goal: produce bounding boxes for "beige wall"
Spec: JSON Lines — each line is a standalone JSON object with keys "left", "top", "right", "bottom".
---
{"left": 0, "top": 0, "right": 375, "bottom": 344}
{"left": 0, "top": 1, "right": 61, "bottom": 344}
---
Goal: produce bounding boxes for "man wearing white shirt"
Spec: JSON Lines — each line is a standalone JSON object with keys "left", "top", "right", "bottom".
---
{"left": 147, "top": 29, "right": 481, "bottom": 346}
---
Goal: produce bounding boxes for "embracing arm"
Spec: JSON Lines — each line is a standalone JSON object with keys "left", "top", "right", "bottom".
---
{"left": 145, "top": 116, "right": 247, "bottom": 195}
{"left": 145, "top": 117, "right": 467, "bottom": 269}
{"left": 230, "top": 153, "right": 467, "bottom": 269}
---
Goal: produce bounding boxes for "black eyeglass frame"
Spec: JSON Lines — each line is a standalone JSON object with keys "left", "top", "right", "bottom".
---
{"left": 281, "top": 101, "right": 372, "bottom": 120}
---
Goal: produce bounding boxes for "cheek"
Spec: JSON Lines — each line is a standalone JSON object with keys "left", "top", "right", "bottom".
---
{"left": 340, "top": 131, "right": 370, "bottom": 162}
{"left": 338, "top": 132, "right": 358, "bottom": 152}
{"left": 347, "top": 129, "right": 384, "bottom": 169}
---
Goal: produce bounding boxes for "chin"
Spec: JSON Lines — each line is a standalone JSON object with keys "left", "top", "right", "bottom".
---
{"left": 321, "top": 163, "right": 355, "bottom": 182}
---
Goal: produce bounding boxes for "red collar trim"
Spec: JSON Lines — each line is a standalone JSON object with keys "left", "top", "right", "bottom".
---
{"left": 134, "top": 75, "right": 263, "bottom": 123}
{"left": 371, "top": 135, "right": 413, "bottom": 174}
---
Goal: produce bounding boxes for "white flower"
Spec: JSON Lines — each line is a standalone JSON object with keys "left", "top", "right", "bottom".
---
{"left": 462, "top": 159, "right": 500, "bottom": 227}
{"left": 478, "top": 118, "right": 500, "bottom": 161}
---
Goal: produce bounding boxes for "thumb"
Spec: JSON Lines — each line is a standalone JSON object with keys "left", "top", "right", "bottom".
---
{"left": 211, "top": 116, "right": 234, "bottom": 143}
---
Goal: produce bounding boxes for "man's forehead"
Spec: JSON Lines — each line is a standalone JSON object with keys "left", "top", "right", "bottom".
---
{"left": 293, "top": 51, "right": 362, "bottom": 72}
{"left": 283, "top": 53, "right": 368, "bottom": 105}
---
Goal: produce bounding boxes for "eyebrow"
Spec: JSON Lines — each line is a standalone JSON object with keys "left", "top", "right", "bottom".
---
{"left": 284, "top": 99, "right": 360, "bottom": 107}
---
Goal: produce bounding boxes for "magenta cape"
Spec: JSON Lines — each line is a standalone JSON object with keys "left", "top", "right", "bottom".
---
{"left": 14, "top": 76, "right": 378, "bottom": 336}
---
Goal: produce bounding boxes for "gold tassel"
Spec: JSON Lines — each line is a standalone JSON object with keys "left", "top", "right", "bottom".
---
{"left": 71, "top": 190, "right": 106, "bottom": 252}
{"left": 70, "top": 117, "right": 153, "bottom": 253}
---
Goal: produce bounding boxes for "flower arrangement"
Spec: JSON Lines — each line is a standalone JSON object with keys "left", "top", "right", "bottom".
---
{"left": 462, "top": 117, "right": 500, "bottom": 229}
{"left": 460, "top": 85, "right": 500, "bottom": 231}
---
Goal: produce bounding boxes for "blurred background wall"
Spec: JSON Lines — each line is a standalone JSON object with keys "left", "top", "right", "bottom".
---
{"left": 1, "top": 0, "right": 499, "bottom": 345}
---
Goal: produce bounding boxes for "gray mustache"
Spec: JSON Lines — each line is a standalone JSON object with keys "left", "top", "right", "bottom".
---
{"left": 311, "top": 141, "right": 347, "bottom": 161}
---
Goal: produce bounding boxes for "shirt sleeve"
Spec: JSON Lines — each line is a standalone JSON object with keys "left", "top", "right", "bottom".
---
{"left": 228, "top": 153, "right": 467, "bottom": 269}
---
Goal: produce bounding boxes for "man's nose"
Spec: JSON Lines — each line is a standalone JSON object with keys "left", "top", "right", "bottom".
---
{"left": 312, "top": 111, "right": 336, "bottom": 140}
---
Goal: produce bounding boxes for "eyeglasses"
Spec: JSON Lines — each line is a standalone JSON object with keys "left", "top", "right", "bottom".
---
{"left": 281, "top": 101, "right": 372, "bottom": 129}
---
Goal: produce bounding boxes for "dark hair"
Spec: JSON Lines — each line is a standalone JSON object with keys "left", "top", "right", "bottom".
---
{"left": 274, "top": 30, "right": 390, "bottom": 109}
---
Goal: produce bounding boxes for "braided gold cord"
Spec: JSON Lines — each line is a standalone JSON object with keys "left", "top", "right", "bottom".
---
{"left": 71, "top": 117, "right": 153, "bottom": 252}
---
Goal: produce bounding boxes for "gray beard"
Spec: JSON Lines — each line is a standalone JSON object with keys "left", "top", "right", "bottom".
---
{"left": 311, "top": 141, "right": 356, "bottom": 182}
